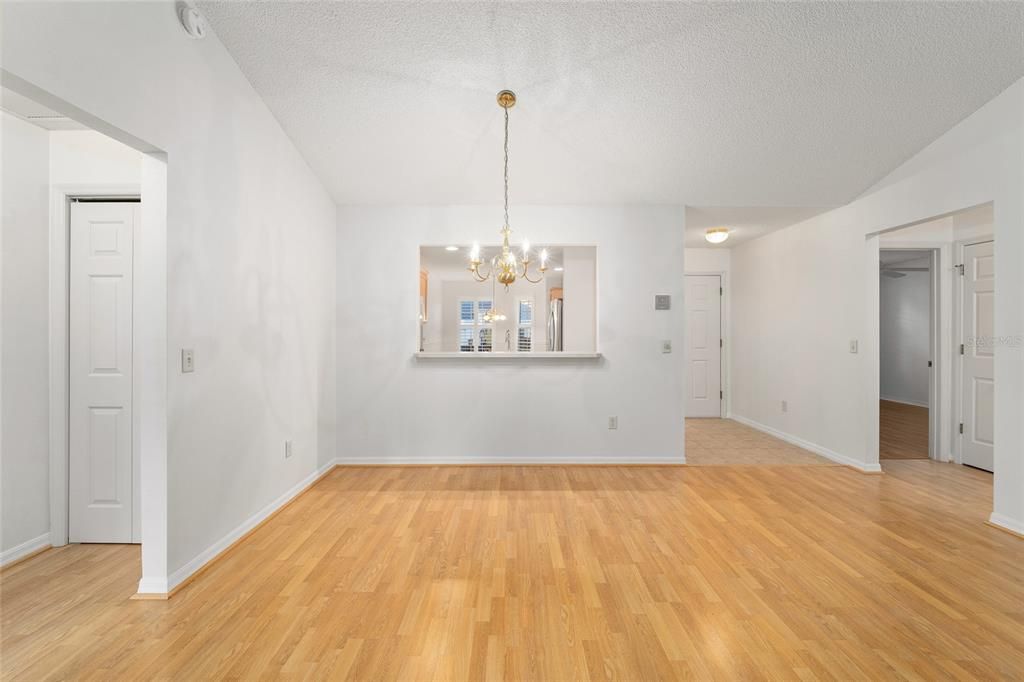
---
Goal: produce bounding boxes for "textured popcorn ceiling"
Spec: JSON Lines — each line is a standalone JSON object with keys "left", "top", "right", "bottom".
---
{"left": 201, "top": 1, "right": 1024, "bottom": 210}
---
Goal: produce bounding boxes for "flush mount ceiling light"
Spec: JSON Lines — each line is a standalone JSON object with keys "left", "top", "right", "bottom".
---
{"left": 468, "top": 90, "right": 548, "bottom": 289}
{"left": 705, "top": 227, "right": 730, "bottom": 244}
{"left": 445, "top": 245, "right": 459, "bottom": 252}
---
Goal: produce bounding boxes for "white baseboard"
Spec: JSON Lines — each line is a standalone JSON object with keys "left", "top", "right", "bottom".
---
{"left": 989, "top": 513, "right": 1024, "bottom": 538}
{"left": 335, "top": 454, "right": 685, "bottom": 465}
{"left": 0, "top": 532, "right": 51, "bottom": 567}
{"left": 730, "top": 414, "right": 882, "bottom": 473}
{"left": 145, "top": 460, "right": 337, "bottom": 596}
{"left": 880, "top": 395, "right": 929, "bottom": 408}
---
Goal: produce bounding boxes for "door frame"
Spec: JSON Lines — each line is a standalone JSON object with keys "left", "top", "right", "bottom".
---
{"left": 877, "top": 246, "right": 942, "bottom": 460}
{"left": 49, "top": 185, "right": 141, "bottom": 546}
{"left": 953, "top": 236, "right": 995, "bottom": 467}
{"left": 684, "top": 271, "right": 727, "bottom": 418}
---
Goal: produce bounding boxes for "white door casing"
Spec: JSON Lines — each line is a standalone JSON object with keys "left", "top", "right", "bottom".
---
{"left": 69, "top": 202, "right": 137, "bottom": 542}
{"left": 961, "top": 240, "right": 994, "bottom": 472}
{"left": 685, "top": 275, "right": 722, "bottom": 418}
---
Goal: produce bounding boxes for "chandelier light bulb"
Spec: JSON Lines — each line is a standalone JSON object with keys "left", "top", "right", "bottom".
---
{"left": 522, "top": 239, "right": 530, "bottom": 258}
{"left": 705, "top": 227, "right": 730, "bottom": 244}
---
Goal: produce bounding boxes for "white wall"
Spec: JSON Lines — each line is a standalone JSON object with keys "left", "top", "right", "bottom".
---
{"left": 1, "top": 112, "right": 51, "bottom": 562}
{"left": 50, "top": 130, "right": 142, "bottom": 186}
{"left": 3, "top": 1, "right": 337, "bottom": 589}
{"left": 730, "top": 79, "right": 1023, "bottom": 532}
{"left": 337, "top": 205, "right": 686, "bottom": 463}
{"left": 880, "top": 271, "right": 931, "bottom": 406}
{"left": 684, "top": 247, "right": 730, "bottom": 274}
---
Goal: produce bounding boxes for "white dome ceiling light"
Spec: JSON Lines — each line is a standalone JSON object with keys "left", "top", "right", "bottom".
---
{"left": 705, "top": 227, "right": 730, "bottom": 244}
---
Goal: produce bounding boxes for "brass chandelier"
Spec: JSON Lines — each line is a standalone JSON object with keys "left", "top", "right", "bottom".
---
{"left": 469, "top": 90, "right": 548, "bottom": 291}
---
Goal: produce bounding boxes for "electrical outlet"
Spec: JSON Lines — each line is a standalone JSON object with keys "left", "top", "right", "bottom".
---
{"left": 284, "top": 440, "right": 293, "bottom": 459}
{"left": 781, "top": 400, "right": 788, "bottom": 413}
{"left": 661, "top": 340, "right": 672, "bottom": 354}
{"left": 608, "top": 416, "right": 618, "bottom": 430}
{"left": 181, "top": 349, "right": 195, "bottom": 373}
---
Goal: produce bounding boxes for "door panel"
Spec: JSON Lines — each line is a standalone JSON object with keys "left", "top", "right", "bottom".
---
{"left": 685, "top": 275, "right": 722, "bottom": 418}
{"left": 70, "top": 202, "right": 137, "bottom": 542}
{"left": 961, "top": 241, "right": 994, "bottom": 472}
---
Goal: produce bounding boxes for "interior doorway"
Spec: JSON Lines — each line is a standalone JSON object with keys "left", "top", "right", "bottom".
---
{"left": 68, "top": 199, "right": 140, "bottom": 542}
{"left": 879, "top": 249, "right": 936, "bottom": 460}
{"left": 684, "top": 274, "right": 723, "bottom": 418}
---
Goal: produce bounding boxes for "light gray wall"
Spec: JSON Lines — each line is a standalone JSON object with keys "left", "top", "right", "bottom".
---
{"left": 880, "top": 271, "right": 930, "bottom": 406}
{"left": 337, "top": 205, "right": 686, "bottom": 463}
{"left": 729, "top": 78, "right": 1023, "bottom": 531}
{"left": 1, "top": 112, "right": 51, "bottom": 559}
{"left": 4, "top": 1, "right": 337, "bottom": 586}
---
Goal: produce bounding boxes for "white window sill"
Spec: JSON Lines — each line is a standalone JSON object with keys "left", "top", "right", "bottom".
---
{"left": 415, "top": 351, "right": 602, "bottom": 360}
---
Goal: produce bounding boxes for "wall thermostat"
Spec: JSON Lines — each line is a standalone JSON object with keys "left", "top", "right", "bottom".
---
{"left": 654, "top": 294, "right": 671, "bottom": 310}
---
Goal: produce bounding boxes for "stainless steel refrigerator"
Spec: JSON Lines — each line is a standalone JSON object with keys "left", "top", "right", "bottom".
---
{"left": 547, "top": 296, "right": 563, "bottom": 351}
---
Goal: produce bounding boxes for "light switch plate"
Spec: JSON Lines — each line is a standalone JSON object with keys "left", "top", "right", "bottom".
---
{"left": 654, "top": 294, "right": 671, "bottom": 311}
{"left": 849, "top": 340, "right": 858, "bottom": 354}
{"left": 608, "top": 416, "right": 618, "bottom": 430}
{"left": 662, "top": 340, "right": 672, "bottom": 353}
{"left": 181, "top": 348, "right": 195, "bottom": 373}
{"left": 285, "top": 440, "right": 293, "bottom": 459}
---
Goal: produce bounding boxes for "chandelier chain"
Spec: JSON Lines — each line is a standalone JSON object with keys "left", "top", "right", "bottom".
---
{"left": 503, "top": 104, "right": 510, "bottom": 230}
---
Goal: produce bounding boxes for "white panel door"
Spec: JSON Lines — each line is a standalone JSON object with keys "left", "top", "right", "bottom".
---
{"left": 685, "top": 275, "right": 722, "bottom": 418}
{"left": 961, "top": 241, "right": 994, "bottom": 472}
{"left": 70, "top": 202, "right": 137, "bottom": 542}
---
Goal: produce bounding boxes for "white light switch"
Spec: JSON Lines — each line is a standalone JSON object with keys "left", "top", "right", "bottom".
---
{"left": 849, "top": 340, "right": 858, "bottom": 354}
{"left": 662, "top": 340, "right": 672, "bottom": 353}
{"left": 608, "top": 416, "right": 618, "bottom": 430}
{"left": 181, "top": 348, "right": 195, "bottom": 373}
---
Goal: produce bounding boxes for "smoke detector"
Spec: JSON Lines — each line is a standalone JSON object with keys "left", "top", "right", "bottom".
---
{"left": 178, "top": 4, "right": 208, "bottom": 39}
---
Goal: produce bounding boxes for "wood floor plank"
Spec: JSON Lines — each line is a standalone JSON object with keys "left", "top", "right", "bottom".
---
{"left": 2, "top": 458, "right": 1021, "bottom": 680}
{"left": 880, "top": 399, "right": 930, "bottom": 459}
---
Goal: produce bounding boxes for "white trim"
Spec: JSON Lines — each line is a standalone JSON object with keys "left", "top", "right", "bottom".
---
{"left": 415, "top": 352, "right": 602, "bottom": 360}
{"left": 336, "top": 454, "right": 684, "bottom": 466}
{"left": 152, "top": 460, "right": 338, "bottom": 596}
{"left": 730, "top": 414, "right": 883, "bottom": 473}
{"left": 49, "top": 185, "right": 142, "bottom": 548}
{"left": 0, "top": 533, "right": 51, "bottom": 567}
{"left": 876, "top": 244, "right": 945, "bottom": 462}
{"left": 880, "top": 396, "right": 930, "bottom": 408}
{"left": 989, "top": 513, "right": 1024, "bottom": 538}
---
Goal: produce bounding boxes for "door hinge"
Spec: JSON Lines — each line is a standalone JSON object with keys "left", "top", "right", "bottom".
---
{"left": 720, "top": 338, "right": 723, "bottom": 348}
{"left": 956, "top": 264, "right": 964, "bottom": 276}
{"left": 960, "top": 343, "right": 965, "bottom": 355}
{"left": 927, "top": 360, "right": 933, "bottom": 368}
{"left": 959, "top": 422, "right": 964, "bottom": 435}
{"left": 720, "top": 390, "right": 723, "bottom": 400}
{"left": 719, "top": 287, "right": 723, "bottom": 296}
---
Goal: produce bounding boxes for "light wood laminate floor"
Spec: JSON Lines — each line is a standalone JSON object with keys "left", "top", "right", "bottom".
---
{"left": 880, "top": 399, "right": 930, "bottom": 459}
{"left": 685, "top": 418, "right": 834, "bottom": 466}
{"left": 2, "top": 462, "right": 1020, "bottom": 680}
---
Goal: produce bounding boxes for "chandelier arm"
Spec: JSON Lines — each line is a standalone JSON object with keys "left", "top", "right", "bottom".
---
{"left": 521, "top": 269, "right": 544, "bottom": 284}
{"left": 472, "top": 266, "right": 492, "bottom": 283}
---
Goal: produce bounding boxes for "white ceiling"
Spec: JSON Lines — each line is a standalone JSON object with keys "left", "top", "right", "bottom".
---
{"left": 684, "top": 206, "right": 831, "bottom": 248}
{"left": 880, "top": 249, "right": 931, "bottom": 269}
{"left": 201, "top": 2, "right": 1023, "bottom": 210}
